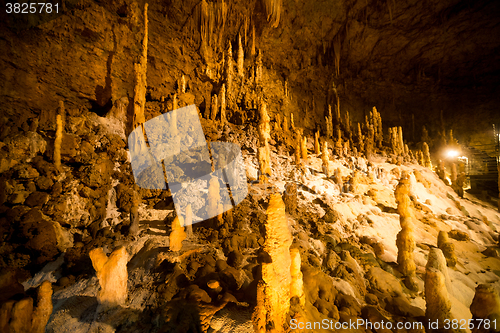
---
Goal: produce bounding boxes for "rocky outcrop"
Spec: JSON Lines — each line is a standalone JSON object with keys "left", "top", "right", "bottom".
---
{"left": 253, "top": 193, "right": 293, "bottom": 333}
{"left": 89, "top": 246, "right": 129, "bottom": 308}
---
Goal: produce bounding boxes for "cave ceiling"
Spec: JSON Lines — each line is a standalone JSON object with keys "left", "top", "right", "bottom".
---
{"left": 1, "top": 0, "right": 500, "bottom": 142}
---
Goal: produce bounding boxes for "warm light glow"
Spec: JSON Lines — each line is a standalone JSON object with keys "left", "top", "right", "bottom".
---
{"left": 446, "top": 150, "right": 459, "bottom": 158}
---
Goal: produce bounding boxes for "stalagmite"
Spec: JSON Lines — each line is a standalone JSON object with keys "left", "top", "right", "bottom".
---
{"left": 31, "top": 281, "right": 53, "bottom": 333}
{"left": 89, "top": 246, "right": 129, "bottom": 308}
{"left": 290, "top": 248, "right": 305, "bottom": 306}
{"left": 252, "top": 194, "right": 293, "bottom": 333}
{"left": 437, "top": 231, "right": 457, "bottom": 267}
{"left": 283, "top": 114, "right": 288, "bottom": 133}
{"left": 397, "top": 126, "right": 404, "bottom": 156}
{"left": 300, "top": 136, "right": 308, "bottom": 160}
{"left": 314, "top": 131, "right": 320, "bottom": 154}
{"left": 185, "top": 204, "right": 193, "bottom": 237}
{"left": 357, "top": 123, "right": 364, "bottom": 154}
{"left": 365, "top": 124, "right": 374, "bottom": 158}
{"left": 425, "top": 268, "right": 454, "bottom": 329}
{"left": 180, "top": 74, "right": 186, "bottom": 93}
{"left": 334, "top": 127, "right": 343, "bottom": 156}
{"left": 395, "top": 173, "right": 416, "bottom": 277}
{"left": 237, "top": 34, "right": 244, "bottom": 77}
{"left": 417, "top": 150, "right": 424, "bottom": 166}
{"left": 220, "top": 84, "right": 226, "bottom": 125}
{"left": 208, "top": 177, "right": 222, "bottom": 219}
{"left": 255, "top": 50, "right": 263, "bottom": 83}
{"left": 470, "top": 284, "right": 500, "bottom": 332}
{"left": 54, "top": 101, "right": 64, "bottom": 170}
{"left": 173, "top": 93, "right": 178, "bottom": 111}
{"left": 294, "top": 143, "right": 302, "bottom": 168}
{"left": 290, "top": 113, "right": 295, "bottom": 131}
{"left": 321, "top": 141, "right": 331, "bottom": 177}
{"left": 437, "top": 160, "right": 447, "bottom": 184}
{"left": 169, "top": 215, "right": 186, "bottom": 252}
{"left": 226, "top": 41, "right": 233, "bottom": 97}
{"left": 326, "top": 105, "right": 333, "bottom": 140}
{"left": 211, "top": 94, "right": 218, "bottom": 121}
{"left": 426, "top": 248, "right": 453, "bottom": 295}
{"left": 423, "top": 142, "right": 432, "bottom": 169}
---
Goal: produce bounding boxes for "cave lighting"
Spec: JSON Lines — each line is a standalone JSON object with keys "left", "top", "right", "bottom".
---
{"left": 446, "top": 149, "right": 459, "bottom": 158}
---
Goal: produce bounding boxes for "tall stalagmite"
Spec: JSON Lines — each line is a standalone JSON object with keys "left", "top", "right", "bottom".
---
{"left": 253, "top": 194, "right": 293, "bottom": 333}
{"left": 89, "top": 247, "right": 129, "bottom": 308}
{"left": 169, "top": 215, "right": 186, "bottom": 252}
{"left": 321, "top": 141, "right": 331, "bottom": 177}
{"left": 290, "top": 248, "right": 305, "bottom": 307}
{"left": 258, "top": 102, "right": 271, "bottom": 182}
{"left": 425, "top": 268, "right": 454, "bottom": 330}
{"left": 423, "top": 142, "right": 432, "bottom": 169}
{"left": 54, "top": 101, "right": 64, "bottom": 171}
{"left": 237, "top": 34, "right": 244, "bottom": 77}
{"left": 394, "top": 173, "right": 416, "bottom": 277}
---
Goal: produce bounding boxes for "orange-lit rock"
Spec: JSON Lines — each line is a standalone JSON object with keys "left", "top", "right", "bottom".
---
{"left": 89, "top": 246, "right": 129, "bottom": 308}
{"left": 253, "top": 194, "right": 293, "bottom": 333}
{"left": 169, "top": 215, "right": 186, "bottom": 252}
{"left": 290, "top": 248, "right": 305, "bottom": 306}
{"left": 395, "top": 173, "right": 416, "bottom": 277}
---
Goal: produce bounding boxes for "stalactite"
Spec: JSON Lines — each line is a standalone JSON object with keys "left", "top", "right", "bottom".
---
{"left": 89, "top": 247, "right": 129, "bottom": 308}
{"left": 314, "top": 131, "right": 320, "bottom": 155}
{"left": 321, "top": 141, "right": 331, "bottom": 177}
{"left": 251, "top": 24, "right": 256, "bottom": 57}
{"left": 258, "top": 102, "right": 271, "bottom": 182}
{"left": 333, "top": 35, "right": 341, "bottom": 77}
{"left": 133, "top": 3, "right": 148, "bottom": 131}
{"left": 169, "top": 215, "right": 186, "bottom": 252}
{"left": 211, "top": 94, "right": 218, "bottom": 121}
{"left": 262, "top": 0, "right": 282, "bottom": 28}
{"left": 237, "top": 34, "right": 244, "bottom": 77}
{"left": 54, "top": 101, "right": 64, "bottom": 170}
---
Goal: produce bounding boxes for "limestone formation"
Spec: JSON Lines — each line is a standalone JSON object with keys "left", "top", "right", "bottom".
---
{"left": 258, "top": 102, "right": 271, "bottom": 182}
{"left": 314, "top": 131, "right": 320, "bottom": 154}
{"left": 263, "top": 0, "right": 282, "bottom": 28}
{"left": 253, "top": 194, "right": 293, "bottom": 333}
{"left": 226, "top": 41, "right": 234, "bottom": 97}
{"left": 395, "top": 173, "right": 416, "bottom": 276}
{"left": 437, "top": 231, "right": 457, "bottom": 267}
{"left": 290, "top": 248, "right": 305, "bottom": 306}
{"left": 470, "top": 284, "right": 500, "bottom": 332}
{"left": 425, "top": 267, "right": 454, "bottom": 329}
{"left": 237, "top": 34, "right": 244, "bottom": 77}
{"left": 169, "top": 215, "right": 186, "bottom": 252}
{"left": 31, "top": 281, "right": 53, "bottom": 333}
{"left": 54, "top": 101, "right": 64, "bottom": 170}
{"left": 321, "top": 141, "right": 331, "bottom": 177}
{"left": 255, "top": 50, "right": 263, "bottom": 83}
{"left": 208, "top": 177, "right": 222, "bottom": 219}
{"left": 300, "top": 136, "right": 308, "bottom": 160}
{"left": 185, "top": 204, "right": 193, "bottom": 237}
{"left": 210, "top": 94, "right": 218, "bottom": 121}
{"left": 426, "top": 248, "right": 453, "bottom": 295}
{"left": 326, "top": 105, "right": 333, "bottom": 140}
{"left": 89, "top": 246, "right": 129, "bottom": 308}
{"left": 220, "top": 84, "right": 226, "bottom": 125}
{"left": 133, "top": 3, "right": 148, "bottom": 129}
{"left": 423, "top": 142, "right": 432, "bottom": 169}
{"left": 294, "top": 143, "right": 302, "bottom": 168}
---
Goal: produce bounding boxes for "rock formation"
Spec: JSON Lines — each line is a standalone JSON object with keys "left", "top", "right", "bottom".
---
{"left": 425, "top": 267, "right": 454, "bottom": 330}
{"left": 314, "top": 131, "right": 320, "bottom": 155}
{"left": 253, "top": 193, "right": 293, "bottom": 333}
{"left": 54, "top": 101, "right": 64, "bottom": 171}
{"left": 300, "top": 136, "right": 308, "bottom": 160}
{"left": 0, "top": 281, "right": 53, "bottom": 333}
{"left": 437, "top": 230, "right": 457, "bottom": 267}
{"left": 89, "top": 246, "right": 129, "bottom": 308}
{"left": 423, "top": 142, "right": 432, "bottom": 169}
{"left": 470, "top": 284, "right": 500, "bottom": 333}
{"left": 290, "top": 248, "right": 305, "bottom": 306}
{"left": 185, "top": 204, "right": 193, "bottom": 237}
{"left": 394, "top": 173, "right": 416, "bottom": 277}
{"left": 258, "top": 102, "right": 271, "bottom": 182}
{"left": 169, "top": 215, "right": 186, "bottom": 252}
{"left": 321, "top": 141, "right": 331, "bottom": 177}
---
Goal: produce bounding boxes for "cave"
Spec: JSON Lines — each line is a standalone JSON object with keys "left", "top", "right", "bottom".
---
{"left": 1, "top": 0, "right": 500, "bottom": 332}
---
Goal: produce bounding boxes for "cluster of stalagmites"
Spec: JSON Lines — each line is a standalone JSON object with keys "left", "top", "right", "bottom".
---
{"left": 0, "top": 281, "right": 53, "bottom": 333}
{"left": 253, "top": 194, "right": 304, "bottom": 333}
